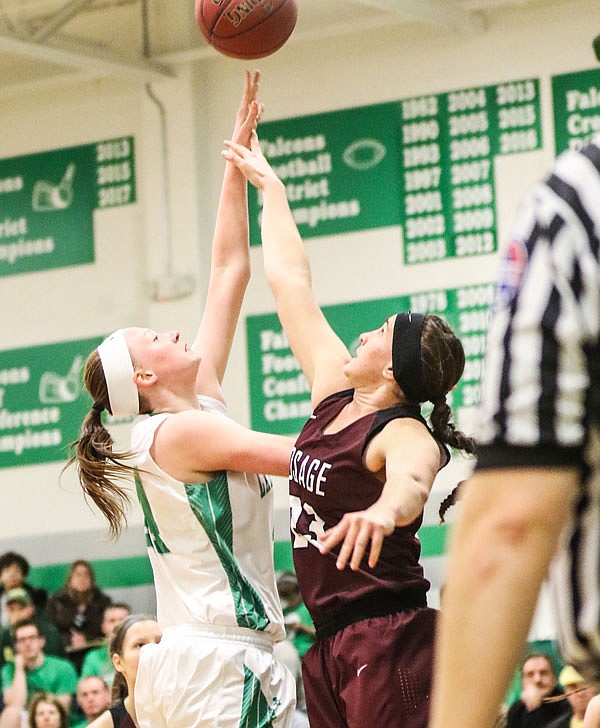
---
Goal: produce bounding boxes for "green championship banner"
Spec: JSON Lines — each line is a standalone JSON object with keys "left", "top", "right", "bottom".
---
{"left": 0, "top": 137, "right": 136, "bottom": 277}
{"left": 399, "top": 79, "right": 541, "bottom": 263}
{"left": 249, "top": 78, "right": 541, "bottom": 265}
{"left": 246, "top": 282, "right": 493, "bottom": 435}
{"left": 0, "top": 336, "right": 100, "bottom": 468}
{"left": 251, "top": 103, "right": 403, "bottom": 241}
{"left": 552, "top": 67, "right": 600, "bottom": 154}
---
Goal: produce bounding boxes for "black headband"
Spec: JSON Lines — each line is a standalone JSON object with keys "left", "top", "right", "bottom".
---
{"left": 392, "top": 313, "right": 429, "bottom": 403}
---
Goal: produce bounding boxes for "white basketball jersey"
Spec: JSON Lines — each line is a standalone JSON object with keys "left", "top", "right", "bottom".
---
{"left": 130, "top": 395, "right": 285, "bottom": 642}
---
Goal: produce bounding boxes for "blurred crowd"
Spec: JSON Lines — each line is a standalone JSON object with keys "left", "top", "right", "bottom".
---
{"left": 0, "top": 552, "right": 315, "bottom": 728}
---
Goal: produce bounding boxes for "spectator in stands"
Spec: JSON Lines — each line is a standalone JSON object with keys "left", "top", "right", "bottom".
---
{"left": 80, "top": 604, "right": 131, "bottom": 688}
{"left": 506, "top": 653, "right": 572, "bottom": 728}
{"left": 276, "top": 572, "right": 315, "bottom": 660}
{"left": 86, "top": 615, "right": 161, "bottom": 728}
{"left": 0, "top": 619, "right": 78, "bottom": 728}
{"left": 549, "top": 665, "right": 599, "bottom": 728}
{"left": 27, "top": 693, "right": 68, "bottom": 728}
{"left": 72, "top": 676, "right": 111, "bottom": 728}
{"left": 504, "top": 642, "right": 565, "bottom": 710}
{"left": 0, "top": 589, "right": 64, "bottom": 675}
{"left": 47, "top": 561, "right": 111, "bottom": 666}
{"left": 0, "top": 553, "right": 47, "bottom": 629}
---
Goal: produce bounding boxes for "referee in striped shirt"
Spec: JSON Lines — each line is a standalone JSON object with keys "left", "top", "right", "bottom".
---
{"left": 430, "top": 132, "right": 600, "bottom": 728}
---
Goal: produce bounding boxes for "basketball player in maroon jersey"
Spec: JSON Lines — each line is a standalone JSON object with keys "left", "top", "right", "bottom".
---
{"left": 222, "top": 132, "right": 474, "bottom": 728}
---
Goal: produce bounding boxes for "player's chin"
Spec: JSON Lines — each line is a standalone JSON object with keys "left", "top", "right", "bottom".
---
{"left": 341, "top": 359, "right": 356, "bottom": 379}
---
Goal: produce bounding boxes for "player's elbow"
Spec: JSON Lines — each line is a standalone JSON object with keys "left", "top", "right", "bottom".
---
{"left": 407, "top": 480, "right": 430, "bottom": 517}
{"left": 393, "top": 476, "right": 431, "bottom": 525}
{"left": 264, "top": 257, "right": 311, "bottom": 291}
{"left": 238, "top": 264, "right": 251, "bottom": 288}
{"left": 221, "top": 258, "right": 251, "bottom": 286}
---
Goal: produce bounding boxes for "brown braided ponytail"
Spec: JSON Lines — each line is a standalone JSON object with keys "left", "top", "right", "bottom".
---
{"left": 420, "top": 315, "right": 476, "bottom": 456}
{"left": 438, "top": 480, "right": 468, "bottom": 523}
{"left": 418, "top": 315, "right": 476, "bottom": 522}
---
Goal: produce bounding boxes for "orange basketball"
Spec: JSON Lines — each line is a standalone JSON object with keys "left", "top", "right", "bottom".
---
{"left": 195, "top": 0, "right": 298, "bottom": 60}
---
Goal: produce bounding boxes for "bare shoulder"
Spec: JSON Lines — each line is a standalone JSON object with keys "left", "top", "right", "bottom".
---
{"left": 155, "top": 408, "right": 225, "bottom": 441}
{"left": 365, "top": 415, "right": 440, "bottom": 472}
{"left": 149, "top": 409, "right": 225, "bottom": 483}
{"left": 379, "top": 416, "right": 440, "bottom": 454}
{"left": 379, "top": 415, "right": 436, "bottom": 442}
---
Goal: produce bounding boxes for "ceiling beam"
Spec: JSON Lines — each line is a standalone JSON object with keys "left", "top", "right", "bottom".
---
{"left": 0, "top": 32, "right": 175, "bottom": 84}
{"left": 31, "top": 0, "right": 96, "bottom": 42}
{"left": 353, "top": 0, "right": 485, "bottom": 32}
{"left": 158, "top": 7, "right": 485, "bottom": 67}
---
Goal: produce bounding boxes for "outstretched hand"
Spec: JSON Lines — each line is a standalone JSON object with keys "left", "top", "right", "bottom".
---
{"left": 231, "top": 70, "right": 265, "bottom": 148}
{"left": 320, "top": 504, "right": 396, "bottom": 571}
{"left": 222, "top": 131, "right": 279, "bottom": 191}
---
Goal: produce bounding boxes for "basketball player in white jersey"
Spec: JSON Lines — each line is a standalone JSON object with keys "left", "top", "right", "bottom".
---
{"left": 68, "top": 71, "right": 296, "bottom": 728}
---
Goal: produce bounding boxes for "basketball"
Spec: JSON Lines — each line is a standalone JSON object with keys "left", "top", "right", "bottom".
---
{"left": 195, "top": 0, "right": 298, "bottom": 60}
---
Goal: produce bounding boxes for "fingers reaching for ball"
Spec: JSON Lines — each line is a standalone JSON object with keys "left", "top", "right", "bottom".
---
{"left": 232, "top": 70, "right": 263, "bottom": 148}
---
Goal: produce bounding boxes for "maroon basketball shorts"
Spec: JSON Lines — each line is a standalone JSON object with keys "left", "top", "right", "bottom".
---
{"left": 301, "top": 607, "right": 437, "bottom": 728}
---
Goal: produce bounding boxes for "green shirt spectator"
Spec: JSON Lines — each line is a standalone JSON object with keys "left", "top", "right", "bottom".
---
{"left": 2, "top": 619, "right": 78, "bottom": 716}
{"left": 72, "top": 675, "right": 111, "bottom": 727}
{"left": 2, "top": 653, "right": 78, "bottom": 702}
{"left": 80, "top": 645, "right": 113, "bottom": 685}
{"left": 79, "top": 602, "right": 131, "bottom": 688}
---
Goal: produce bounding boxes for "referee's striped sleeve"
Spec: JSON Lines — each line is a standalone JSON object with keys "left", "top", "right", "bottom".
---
{"left": 476, "top": 136, "right": 600, "bottom": 470}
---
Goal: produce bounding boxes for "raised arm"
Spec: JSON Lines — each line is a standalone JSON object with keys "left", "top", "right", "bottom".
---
{"left": 222, "top": 132, "right": 350, "bottom": 406}
{"left": 2, "top": 655, "right": 27, "bottom": 710}
{"left": 193, "top": 71, "right": 263, "bottom": 399}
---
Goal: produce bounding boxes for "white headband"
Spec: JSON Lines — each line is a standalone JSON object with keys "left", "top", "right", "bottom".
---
{"left": 97, "top": 329, "right": 139, "bottom": 417}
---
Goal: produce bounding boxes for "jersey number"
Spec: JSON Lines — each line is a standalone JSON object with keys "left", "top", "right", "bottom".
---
{"left": 290, "top": 495, "right": 326, "bottom": 550}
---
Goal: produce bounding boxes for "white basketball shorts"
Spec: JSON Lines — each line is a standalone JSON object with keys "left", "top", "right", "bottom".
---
{"left": 135, "top": 623, "right": 296, "bottom": 728}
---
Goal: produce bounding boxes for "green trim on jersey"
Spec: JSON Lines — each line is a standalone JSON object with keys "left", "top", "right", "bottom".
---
{"left": 134, "top": 470, "right": 170, "bottom": 554}
{"left": 240, "top": 665, "right": 278, "bottom": 727}
{"left": 185, "top": 473, "right": 270, "bottom": 632}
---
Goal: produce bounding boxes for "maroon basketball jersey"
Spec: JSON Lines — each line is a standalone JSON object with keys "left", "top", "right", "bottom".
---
{"left": 290, "top": 390, "right": 448, "bottom": 625}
